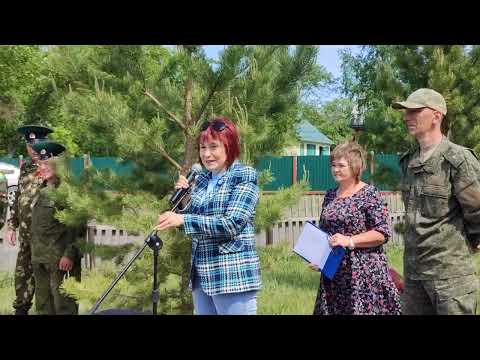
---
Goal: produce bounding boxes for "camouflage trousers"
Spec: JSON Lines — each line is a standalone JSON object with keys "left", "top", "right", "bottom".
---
{"left": 32, "top": 260, "right": 81, "bottom": 315}
{"left": 402, "top": 274, "right": 479, "bottom": 315}
{"left": 12, "top": 240, "right": 35, "bottom": 312}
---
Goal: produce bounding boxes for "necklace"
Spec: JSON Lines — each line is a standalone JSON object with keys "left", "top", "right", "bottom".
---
{"left": 336, "top": 183, "right": 363, "bottom": 199}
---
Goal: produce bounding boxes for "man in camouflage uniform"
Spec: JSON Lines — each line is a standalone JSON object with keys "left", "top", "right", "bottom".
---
{"left": 6, "top": 125, "right": 53, "bottom": 315}
{"left": 31, "top": 141, "right": 82, "bottom": 315}
{"left": 393, "top": 88, "right": 480, "bottom": 315}
{"left": 0, "top": 171, "right": 7, "bottom": 234}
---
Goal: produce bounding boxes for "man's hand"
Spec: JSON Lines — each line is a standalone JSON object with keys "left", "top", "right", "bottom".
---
{"left": 59, "top": 256, "right": 74, "bottom": 272}
{"left": 6, "top": 229, "right": 16, "bottom": 246}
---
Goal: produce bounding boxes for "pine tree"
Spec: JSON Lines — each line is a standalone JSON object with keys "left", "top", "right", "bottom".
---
{"left": 300, "top": 98, "right": 353, "bottom": 145}
{"left": 0, "top": 45, "right": 44, "bottom": 156}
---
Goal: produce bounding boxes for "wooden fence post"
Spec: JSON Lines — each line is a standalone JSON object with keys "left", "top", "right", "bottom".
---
{"left": 83, "top": 154, "right": 95, "bottom": 268}
{"left": 83, "top": 153, "right": 91, "bottom": 169}
{"left": 88, "top": 225, "right": 96, "bottom": 269}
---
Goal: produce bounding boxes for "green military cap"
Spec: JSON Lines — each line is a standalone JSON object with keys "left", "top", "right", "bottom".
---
{"left": 17, "top": 125, "right": 53, "bottom": 144}
{"left": 32, "top": 141, "right": 66, "bottom": 160}
{"left": 392, "top": 88, "right": 447, "bottom": 115}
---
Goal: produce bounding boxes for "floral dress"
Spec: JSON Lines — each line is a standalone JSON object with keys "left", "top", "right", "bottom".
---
{"left": 313, "top": 184, "right": 401, "bottom": 315}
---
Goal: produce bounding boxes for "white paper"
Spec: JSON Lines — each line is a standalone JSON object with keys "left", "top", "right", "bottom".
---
{"left": 293, "top": 222, "right": 331, "bottom": 268}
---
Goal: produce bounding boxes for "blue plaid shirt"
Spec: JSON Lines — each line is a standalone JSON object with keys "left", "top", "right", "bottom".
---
{"left": 183, "top": 161, "right": 262, "bottom": 296}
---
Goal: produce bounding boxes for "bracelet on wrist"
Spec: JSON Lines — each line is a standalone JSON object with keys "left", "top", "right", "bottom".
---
{"left": 348, "top": 236, "right": 355, "bottom": 250}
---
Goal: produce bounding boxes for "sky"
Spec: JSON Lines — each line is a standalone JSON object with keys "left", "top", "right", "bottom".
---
{"left": 202, "top": 45, "right": 361, "bottom": 101}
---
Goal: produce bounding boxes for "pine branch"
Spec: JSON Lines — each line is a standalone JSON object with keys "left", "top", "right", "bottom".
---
{"left": 152, "top": 143, "right": 182, "bottom": 171}
{"left": 195, "top": 46, "right": 253, "bottom": 122}
{"left": 123, "top": 127, "right": 182, "bottom": 171}
{"left": 194, "top": 62, "right": 250, "bottom": 123}
{"left": 144, "top": 90, "right": 186, "bottom": 130}
{"left": 194, "top": 76, "right": 222, "bottom": 123}
{"left": 255, "top": 45, "right": 283, "bottom": 73}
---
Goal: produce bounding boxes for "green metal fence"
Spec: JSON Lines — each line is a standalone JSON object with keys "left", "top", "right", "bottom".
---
{"left": 255, "top": 156, "right": 293, "bottom": 191}
{"left": 297, "top": 155, "right": 335, "bottom": 191}
{"left": 0, "top": 158, "right": 20, "bottom": 167}
{"left": 90, "top": 157, "right": 135, "bottom": 176}
{"left": 0, "top": 156, "right": 135, "bottom": 179}
{"left": 372, "top": 154, "right": 402, "bottom": 191}
{"left": 1, "top": 154, "right": 401, "bottom": 191}
{"left": 257, "top": 154, "right": 400, "bottom": 191}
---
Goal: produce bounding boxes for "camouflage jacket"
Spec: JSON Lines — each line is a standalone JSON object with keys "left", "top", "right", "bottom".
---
{"left": 31, "top": 185, "right": 82, "bottom": 264}
{"left": 400, "top": 137, "right": 480, "bottom": 280}
{"left": 7, "top": 161, "right": 43, "bottom": 243}
{"left": 0, "top": 172, "right": 7, "bottom": 230}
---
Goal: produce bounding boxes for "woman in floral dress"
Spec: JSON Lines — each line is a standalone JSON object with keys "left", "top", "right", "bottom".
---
{"left": 311, "top": 142, "right": 401, "bottom": 315}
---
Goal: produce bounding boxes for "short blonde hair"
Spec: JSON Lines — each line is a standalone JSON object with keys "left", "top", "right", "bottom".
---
{"left": 330, "top": 142, "right": 366, "bottom": 181}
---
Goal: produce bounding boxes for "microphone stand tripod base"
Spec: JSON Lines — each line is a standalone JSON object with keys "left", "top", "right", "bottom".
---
{"left": 88, "top": 230, "right": 164, "bottom": 316}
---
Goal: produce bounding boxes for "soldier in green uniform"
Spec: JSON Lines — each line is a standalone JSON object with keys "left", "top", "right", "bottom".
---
{"left": 30, "top": 141, "right": 82, "bottom": 315}
{"left": 393, "top": 88, "right": 480, "bottom": 315}
{"left": 6, "top": 125, "right": 53, "bottom": 315}
{"left": 0, "top": 171, "right": 7, "bottom": 234}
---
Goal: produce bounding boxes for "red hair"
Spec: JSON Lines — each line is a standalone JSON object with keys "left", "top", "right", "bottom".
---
{"left": 198, "top": 117, "right": 241, "bottom": 168}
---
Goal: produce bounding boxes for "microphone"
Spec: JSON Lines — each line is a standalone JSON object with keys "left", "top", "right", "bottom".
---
{"left": 169, "top": 163, "right": 202, "bottom": 206}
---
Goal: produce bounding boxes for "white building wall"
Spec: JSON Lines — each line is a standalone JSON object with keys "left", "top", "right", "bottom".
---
{"left": 282, "top": 143, "right": 331, "bottom": 156}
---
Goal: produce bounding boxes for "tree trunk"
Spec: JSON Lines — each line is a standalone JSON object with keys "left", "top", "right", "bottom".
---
{"left": 182, "top": 62, "right": 197, "bottom": 174}
{"left": 180, "top": 48, "right": 196, "bottom": 315}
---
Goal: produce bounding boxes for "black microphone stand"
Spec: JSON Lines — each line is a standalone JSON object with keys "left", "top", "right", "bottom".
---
{"left": 89, "top": 191, "right": 190, "bottom": 315}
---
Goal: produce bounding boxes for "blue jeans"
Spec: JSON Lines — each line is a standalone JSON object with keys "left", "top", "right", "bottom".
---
{"left": 192, "top": 276, "right": 257, "bottom": 315}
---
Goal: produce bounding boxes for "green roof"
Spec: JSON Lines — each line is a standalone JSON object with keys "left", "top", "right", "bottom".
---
{"left": 296, "top": 120, "right": 334, "bottom": 145}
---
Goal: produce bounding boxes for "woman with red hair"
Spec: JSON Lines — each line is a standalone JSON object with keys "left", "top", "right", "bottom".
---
{"left": 157, "top": 117, "right": 261, "bottom": 315}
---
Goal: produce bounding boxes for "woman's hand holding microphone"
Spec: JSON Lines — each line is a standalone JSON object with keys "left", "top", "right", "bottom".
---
{"left": 156, "top": 175, "right": 189, "bottom": 231}
{"left": 175, "top": 175, "right": 190, "bottom": 191}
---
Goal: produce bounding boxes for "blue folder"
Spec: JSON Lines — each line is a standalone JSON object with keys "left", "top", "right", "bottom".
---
{"left": 293, "top": 221, "right": 345, "bottom": 280}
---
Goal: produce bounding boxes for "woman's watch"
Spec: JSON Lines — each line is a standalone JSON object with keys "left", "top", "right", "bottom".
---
{"left": 348, "top": 236, "right": 355, "bottom": 250}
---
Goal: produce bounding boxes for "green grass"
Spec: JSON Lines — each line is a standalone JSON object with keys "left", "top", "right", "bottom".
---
{"left": 257, "top": 243, "right": 320, "bottom": 314}
{"left": 475, "top": 253, "right": 480, "bottom": 314}
{"left": 1, "top": 245, "right": 479, "bottom": 315}
{"left": 386, "top": 244, "right": 404, "bottom": 276}
{"left": 0, "top": 272, "right": 40, "bottom": 315}
{"left": 256, "top": 243, "right": 406, "bottom": 314}
{"left": 0, "top": 273, "right": 15, "bottom": 315}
